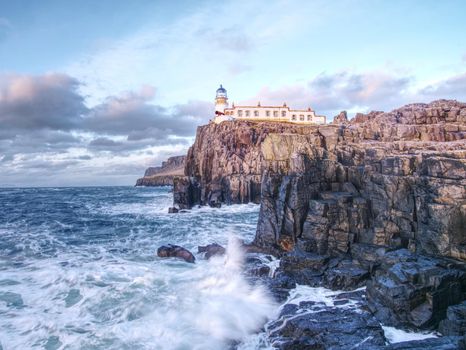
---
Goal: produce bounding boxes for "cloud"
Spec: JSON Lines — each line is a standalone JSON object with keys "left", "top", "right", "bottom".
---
{"left": 0, "top": 73, "right": 209, "bottom": 185}
{"left": 1, "top": 66, "right": 464, "bottom": 186}
{"left": 418, "top": 73, "right": 466, "bottom": 101}
{"left": 308, "top": 71, "right": 412, "bottom": 112}
{"left": 210, "top": 27, "right": 254, "bottom": 52}
{"left": 243, "top": 68, "right": 466, "bottom": 119}
{"left": 0, "top": 130, "right": 82, "bottom": 156}
{"left": 87, "top": 136, "right": 189, "bottom": 154}
{"left": 0, "top": 74, "right": 87, "bottom": 132}
{"left": 64, "top": 0, "right": 313, "bottom": 105}
{"left": 83, "top": 88, "right": 211, "bottom": 139}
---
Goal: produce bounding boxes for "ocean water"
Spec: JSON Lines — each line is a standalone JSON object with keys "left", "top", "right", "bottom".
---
{"left": 0, "top": 186, "right": 440, "bottom": 349}
{"left": 0, "top": 186, "right": 276, "bottom": 350}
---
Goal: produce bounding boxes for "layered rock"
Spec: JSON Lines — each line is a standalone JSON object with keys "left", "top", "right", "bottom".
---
{"left": 172, "top": 100, "right": 466, "bottom": 346}
{"left": 255, "top": 100, "right": 466, "bottom": 261}
{"left": 174, "top": 121, "right": 321, "bottom": 209}
{"left": 135, "top": 155, "right": 186, "bottom": 186}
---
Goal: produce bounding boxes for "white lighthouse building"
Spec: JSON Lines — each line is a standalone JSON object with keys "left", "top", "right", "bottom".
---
{"left": 214, "top": 85, "right": 232, "bottom": 123}
{"left": 213, "top": 84, "right": 326, "bottom": 125}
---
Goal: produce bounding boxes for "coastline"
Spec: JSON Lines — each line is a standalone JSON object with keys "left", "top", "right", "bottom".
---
{"left": 164, "top": 99, "right": 466, "bottom": 349}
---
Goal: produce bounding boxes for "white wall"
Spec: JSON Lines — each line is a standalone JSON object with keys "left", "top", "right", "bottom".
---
{"left": 222, "top": 106, "right": 324, "bottom": 124}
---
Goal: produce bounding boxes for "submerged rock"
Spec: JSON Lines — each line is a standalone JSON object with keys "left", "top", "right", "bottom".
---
{"left": 157, "top": 244, "right": 195, "bottom": 263}
{"left": 197, "top": 243, "right": 226, "bottom": 259}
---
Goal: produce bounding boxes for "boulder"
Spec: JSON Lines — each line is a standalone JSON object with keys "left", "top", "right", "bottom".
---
{"left": 197, "top": 243, "right": 226, "bottom": 259}
{"left": 157, "top": 244, "right": 195, "bottom": 263}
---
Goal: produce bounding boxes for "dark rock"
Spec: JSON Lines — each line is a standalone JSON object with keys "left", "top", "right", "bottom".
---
{"left": 268, "top": 292, "right": 386, "bottom": 349}
{"left": 173, "top": 176, "right": 201, "bottom": 210}
{"left": 322, "top": 259, "right": 370, "bottom": 290}
{"left": 366, "top": 249, "right": 466, "bottom": 329}
{"left": 375, "top": 336, "right": 464, "bottom": 350}
{"left": 157, "top": 244, "right": 195, "bottom": 263}
{"left": 266, "top": 274, "right": 297, "bottom": 302}
{"left": 197, "top": 243, "right": 226, "bottom": 259}
{"left": 439, "top": 301, "right": 466, "bottom": 336}
{"left": 253, "top": 100, "right": 466, "bottom": 260}
{"left": 351, "top": 243, "right": 392, "bottom": 272}
{"left": 168, "top": 207, "right": 179, "bottom": 213}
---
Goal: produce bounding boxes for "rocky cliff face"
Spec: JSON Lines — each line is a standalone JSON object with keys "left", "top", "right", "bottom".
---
{"left": 254, "top": 99, "right": 466, "bottom": 339}
{"left": 255, "top": 100, "right": 466, "bottom": 260}
{"left": 174, "top": 121, "right": 320, "bottom": 208}
{"left": 135, "top": 155, "right": 185, "bottom": 186}
{"left": 174, "top": 100, "right": 466, "bottom": 345}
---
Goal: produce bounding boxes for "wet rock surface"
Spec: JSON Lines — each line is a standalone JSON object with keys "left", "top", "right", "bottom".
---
{"left": 198, "top": 243, "right": 226, "bottom": 259}
{"left": 156, "top": 244, "right": 196, "bottom": 263}
{"left": 366, "top": 249, "right": 466, "bottom": 329}
{"left": 267, "top": 288, "right": 386, "bottom": 350}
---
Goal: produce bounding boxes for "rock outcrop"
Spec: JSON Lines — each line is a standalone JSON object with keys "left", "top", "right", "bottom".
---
{"left": 156, "top": 244, "right": 196, "bottom": 263}
{"left": 173, "top": 121, "right": 321, "bottom": 209}
{"left": 255, "top": 100, "right": 466, "bottom": 261}
{"left": 173, "top": 99, "right": 466, "bottom": 347}
{"left": 135, "top": 155, "right": 186, "bottom": 186}
{"left": 198, "top": 243, "right": 226, "bottom": 259}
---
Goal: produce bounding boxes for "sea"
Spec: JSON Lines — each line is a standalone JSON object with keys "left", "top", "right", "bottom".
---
{"left": 0, "top": 186, "right": 277, "bottom": 350}
{"left": 0, "top": 186, "right": 438, "bottom": 350}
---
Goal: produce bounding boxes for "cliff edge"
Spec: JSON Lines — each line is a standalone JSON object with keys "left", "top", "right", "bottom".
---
{"left": 135, "top": 155, "right": 186, "bottom": 186}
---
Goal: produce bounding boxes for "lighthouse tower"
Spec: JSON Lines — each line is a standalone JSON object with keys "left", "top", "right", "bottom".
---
{"left": 213, "top": 84, "right": 230, "bottom": 124}
{"left": 215, "top": 84, "right": 229, "bottom": 113}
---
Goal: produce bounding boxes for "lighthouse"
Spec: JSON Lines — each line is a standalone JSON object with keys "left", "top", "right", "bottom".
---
{"left": 215, "top": 84, "right": 228, "bottom": 114}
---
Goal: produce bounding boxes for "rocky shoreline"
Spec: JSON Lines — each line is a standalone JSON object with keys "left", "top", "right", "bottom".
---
{"left": 169, "top": 100, "right": 466, "bottom": 349}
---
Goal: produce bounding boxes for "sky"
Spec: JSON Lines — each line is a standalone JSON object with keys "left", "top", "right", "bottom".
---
{"left": 0, "top": 0, "right": 465, "bottom": 186}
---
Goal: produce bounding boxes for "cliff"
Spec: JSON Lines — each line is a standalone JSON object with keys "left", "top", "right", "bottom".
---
{"left": 174, "top": 100, "right": 466, "bottom": 346}
{"left": 254, "top": 100, "right": 466, "bottom": 260}
{"left": 135, "top": 155, "right": 185, "bottom": 186}
{"left": 175, "top": 100, "right": 465, "bottom": 259}
{"left": 174, "top": 121, "right": 320, "bottom": 208}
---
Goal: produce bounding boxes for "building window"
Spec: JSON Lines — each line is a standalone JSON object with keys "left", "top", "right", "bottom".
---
{"left": 254, "top": 110, "right": 259, "bottom": 117}
{"left": 292, "top": 114, "right": 296, "bottom": 120}
{"left": 266, "top": 110, "right": 270, "bottom": 117}
{"left": 245, "top": 110, "right": 250, "bottom": 117}
{"left": 300, "top": 115, "right": 304, "bottom": 121}
{"left": 238, "top": 110, "right": 243, "bottom": 117}
{"left": 307, "top": 115, "right": 311, "bottom": 121}
{"left": 273, "top": 111, "right": 278, "bottom": 117}
{"left": 282, "top": 111, "right": 286, "bottom": 117}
